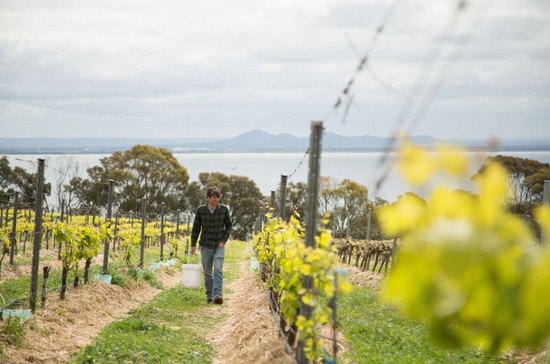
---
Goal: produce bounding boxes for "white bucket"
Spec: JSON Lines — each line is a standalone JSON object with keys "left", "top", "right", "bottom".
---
{"left": 181, "top": 264, "right": 202, "bottom": 288}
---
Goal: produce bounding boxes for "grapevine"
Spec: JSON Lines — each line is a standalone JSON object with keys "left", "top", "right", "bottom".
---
{"left": 79, "top": 226, "right": 102, "bottom": 284}
{"left": 0, "top": 226, "right": 10, "bottom": 276}
{"left": 380, "top": 140, "right": 550, "bottom": 353}
{"left": 119, "top": 228, "right": 141, "bottom": 267}
{"left": 253, "top": 212, "right": 352, "bottom": 361}
{"left": 54, "top": 223, "right": 82, "bottom": 298}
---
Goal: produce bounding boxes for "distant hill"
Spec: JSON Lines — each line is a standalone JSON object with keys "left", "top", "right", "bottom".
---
{"left": 172, "top": 129, "right": 439, "bottom": 152}
{"left": 0, "top": 131, "right": 548, "bottom": 154}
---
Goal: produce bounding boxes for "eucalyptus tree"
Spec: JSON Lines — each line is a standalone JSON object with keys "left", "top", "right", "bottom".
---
{"left": 473, "top": 155, "right": 550, "bottom": 214}
{"left": 78, "top": 145, "right": 189, "bottom": 216}
{"left": 285, "top": 181, "right": 307, "bottom": 222}
{"left": 0, "top": 158, "right": 51, "bottom": 207}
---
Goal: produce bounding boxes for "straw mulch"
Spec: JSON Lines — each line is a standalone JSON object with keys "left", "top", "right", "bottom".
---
{"left": 210, "top": 258, "right": 352, "bottom": 364}
{"left": 1, "top": 266, "right": 181, "bottom": 364}
{"left": 346, "top": 266, "right": 385, "bottom": 290}
{"left": 210, "top": 260, "right": 294, "bottom": 364}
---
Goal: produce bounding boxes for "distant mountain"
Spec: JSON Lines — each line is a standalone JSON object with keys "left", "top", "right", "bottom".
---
{"left": 1, "top": 131, "right": 548, "bottom": 154}
{"left": 173, "top": 129, "right": 439, "bottom": 152}
{"left": 174, "top": 130, "right": 309, "bottom": 151}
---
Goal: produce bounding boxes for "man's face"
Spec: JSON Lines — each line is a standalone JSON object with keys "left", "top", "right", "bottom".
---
{"left": 207, "top": 195, "right": 220, "bottom": 207}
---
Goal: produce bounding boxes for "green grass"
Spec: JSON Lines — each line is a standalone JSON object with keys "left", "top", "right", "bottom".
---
{"left": 73, "top": 318, "right": 213, "bottom": 363}
{"left": 68, "top": 240, "right": 248, "bottom": 364}
{"left": 339, "top": 285, "right": 514, "bottom": 364}
{"left": 1, "top": 316, "right": 27, "bottom": 346}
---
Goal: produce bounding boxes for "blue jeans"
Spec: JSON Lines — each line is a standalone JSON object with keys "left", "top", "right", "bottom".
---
{"left": 200, "top": 246, "right": 225, "bottom": 299}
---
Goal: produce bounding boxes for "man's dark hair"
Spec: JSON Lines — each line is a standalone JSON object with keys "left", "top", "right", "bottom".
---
{"left": 206, "top": 186, "right": 222, "bottom": 198}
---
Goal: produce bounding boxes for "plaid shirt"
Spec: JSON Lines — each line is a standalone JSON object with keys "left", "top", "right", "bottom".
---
{"left": 191, "top": 204, "right": 232, "bottom": 248}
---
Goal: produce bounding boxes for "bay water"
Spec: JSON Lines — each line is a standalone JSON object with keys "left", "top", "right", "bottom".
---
{"left": 3, "top": 151, "right": 550, "bottom": 206}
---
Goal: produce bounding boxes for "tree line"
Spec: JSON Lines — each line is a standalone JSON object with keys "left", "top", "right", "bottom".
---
{"left": 1, "top": 146, "right": 548, "bottom": 241}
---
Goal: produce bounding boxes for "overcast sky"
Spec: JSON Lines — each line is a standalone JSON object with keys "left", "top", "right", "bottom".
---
{"left": 1, "top": 0, "right": 548, "bottom": 141}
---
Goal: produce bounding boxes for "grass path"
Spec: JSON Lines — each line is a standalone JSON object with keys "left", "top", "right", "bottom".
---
{"left": 68, "top": 240, "right": 249, "bottom": 364}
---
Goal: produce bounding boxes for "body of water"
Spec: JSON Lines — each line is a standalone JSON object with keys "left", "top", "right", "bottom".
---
{"left": 4, "top": 151, "right": 550, "bottom": 207}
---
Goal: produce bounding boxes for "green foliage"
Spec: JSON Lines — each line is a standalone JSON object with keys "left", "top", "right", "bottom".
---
{"left": 70, "top": 173, "right": 108, "bottom": 213}
{"left": 78, "top": 226, "right": 101, "bottom": 261}
{"left": 283, "top": 181, "right": 308, "bottom": 222}
{"left": 333, "top": 179, "right": 370, "bottom": 221}
{"left": 1, "top": 157, "right": 52, "bottom": 206}
{"left": 109, "top": 270, "right": 126, "bottom": 287}
{"left": 473, "top": 154, "right": 550, "bottom": 214}
{"left": 126, "top": 266, "right": 163, "bottom": 289}
{"left": 0, "top": 156, "right": 11, "bottom": 202}
{"left": 168, "top": 236, "right": 179, "bottom": 258}
{"left": 127, "top": 266, "right": 140, "bottom": 280}
{"left": 1, "top": 316, "right": 27, "bottom": 345}
{"left": 179, "top": 253, "right": 201, "bottom": 265}
{"left": 182, "top": 181, "right": 204, "bottom": 215}
{"left": 54, "top": 221, "right": 105, "bottom": 297}
{"left": 318, "top": 177, "right": 378, "bottom": 239}
{"left": 54, "top": 222, "right": 106, "bottom": 271}
{"left": 142, "top": 269, "right": 163, "bottom": 289}
{"left": 0, "top": 226, "right": 10, "bottom": 268}
{"left": 55, "top": 223, "right": 81, "bottom": 271}
{"left": 522, "top": 167, "right": 550, "bottom": 207}
{"left": 118, "top": 229, "right": 140, "bottom": 267}
{"left": 78, "top": 145, "right": 189, "bottom": 215}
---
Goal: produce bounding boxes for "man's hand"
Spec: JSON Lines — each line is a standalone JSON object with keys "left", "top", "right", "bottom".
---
{"left": 190, "top": 246, "right": 196, "bottom": 255}
{"left": 218, "top": 242, "right": 225, "bottom": 248}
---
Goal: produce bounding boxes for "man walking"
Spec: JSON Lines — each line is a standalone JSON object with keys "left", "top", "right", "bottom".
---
{"left": 190, "top": 186, "right": 232, "bottom": 304}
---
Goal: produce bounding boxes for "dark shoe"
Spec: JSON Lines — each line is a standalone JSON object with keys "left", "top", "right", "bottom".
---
{"left": 207, "top": 298, "right": 213, "bottom": 304}
{"left": 213, "top": 296, "right": 223, "bottom": 305}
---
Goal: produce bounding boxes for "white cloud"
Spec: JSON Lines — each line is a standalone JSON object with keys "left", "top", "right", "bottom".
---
{"left": 0, "top": 0, "right": 548, "bottom": 139}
